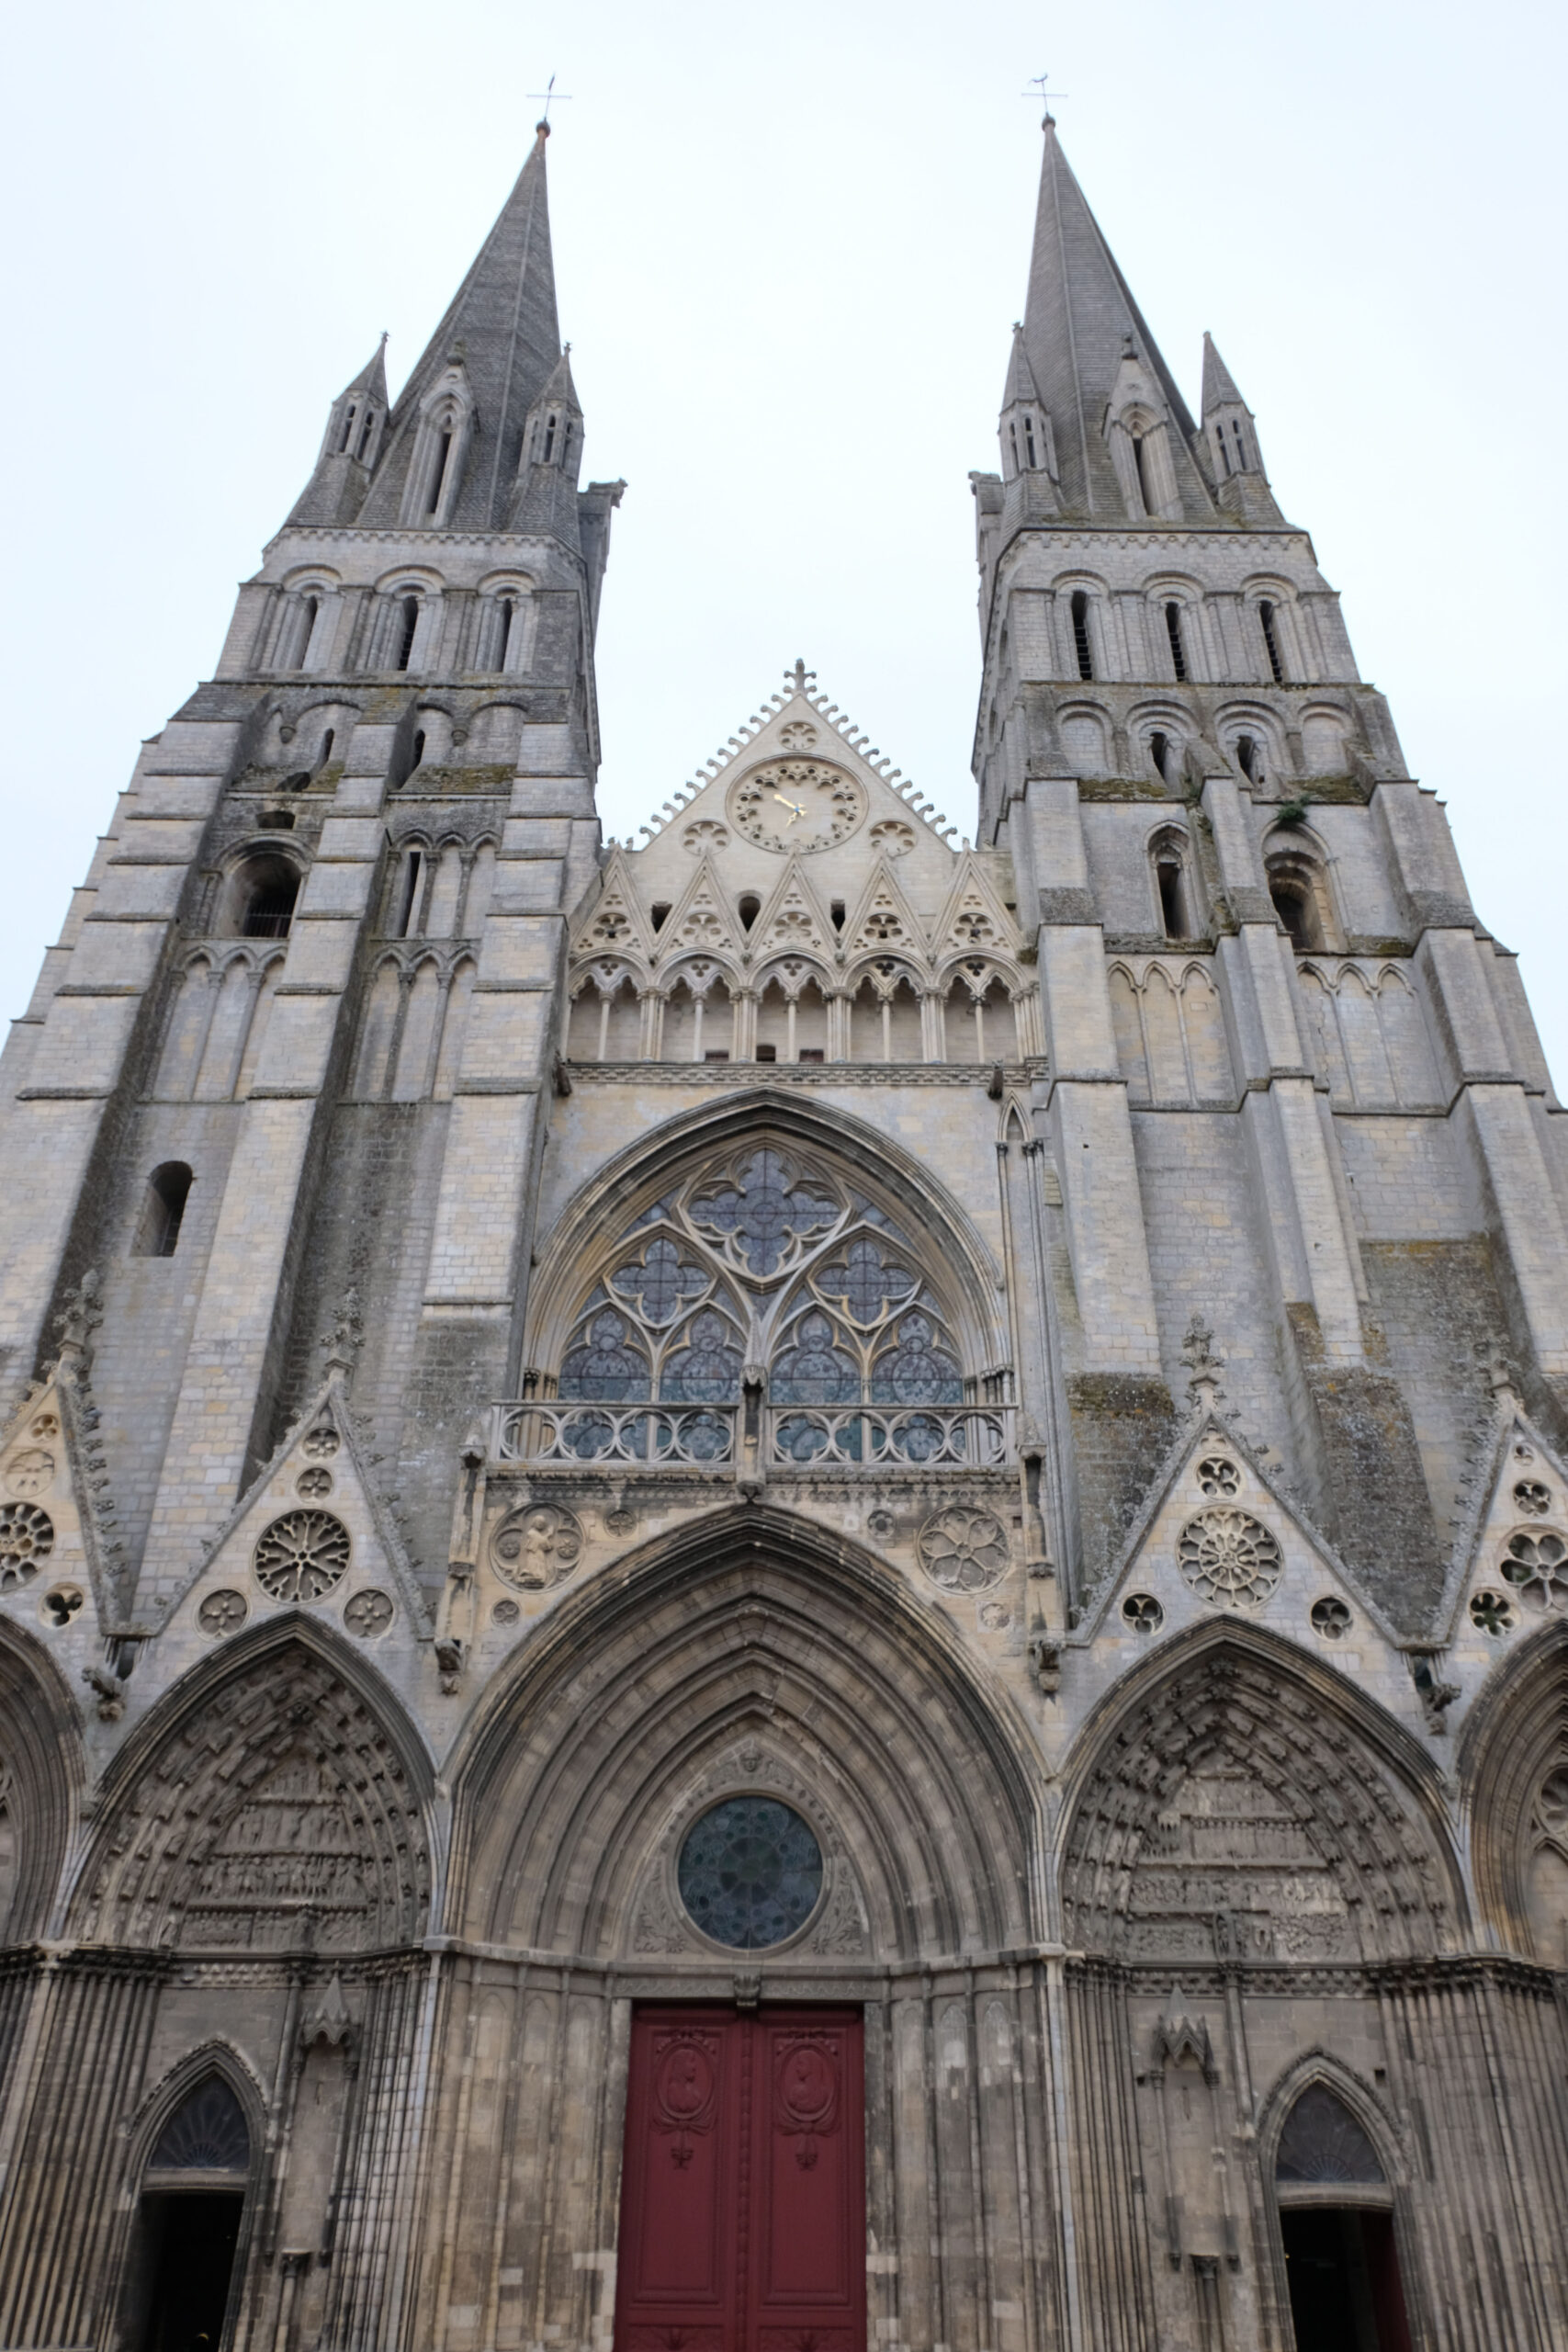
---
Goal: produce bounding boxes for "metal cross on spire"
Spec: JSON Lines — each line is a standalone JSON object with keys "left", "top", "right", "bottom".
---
{"left": 527, "top": 74, "right": 573, "bottom": 128}
{"left": 1021, "top": 71, "right": 1068, "bottom": 123}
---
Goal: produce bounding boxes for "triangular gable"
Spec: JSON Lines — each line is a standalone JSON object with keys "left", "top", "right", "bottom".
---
{"left": 624, "top": 674, "right": 962, "bottom": 863}
{"left": 1074, "top": 1402, "right": 1414, "bottom": 1682}
{"left": 0, "top": 1370, "right": 118, "bottom": 1652}
{"left": 1437, "top": 1394, "right": 1568, "bottom": 1701}
{"left": 572, "top": 844, "right": 655, "bottom": 962}
{"left": 657, "top": 853, "right": 742, "bottom": 965}
{"left": 840, "top": 856, "right": 931, "bottom": 965}
{"left": 748, "top": 854, "right": 835, "bottom": 965}
{"left": 931, "top": 854, "right": 1022, "bottom": 965}
{"left": 157, "top": 1381, "right": 434, "bottom": 1645}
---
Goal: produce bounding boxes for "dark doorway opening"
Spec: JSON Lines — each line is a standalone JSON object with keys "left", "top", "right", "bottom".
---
{"left": 1281, "top": 2206, "right": 1412, "bottom": 2352}
{"left": 132, "top": 2190, "right": 243, "bottom": 2352}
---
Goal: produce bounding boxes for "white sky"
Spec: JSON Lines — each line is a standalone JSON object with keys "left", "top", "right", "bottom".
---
{"left": 5, "top": 0, "right": 1565, "bottom": 1080}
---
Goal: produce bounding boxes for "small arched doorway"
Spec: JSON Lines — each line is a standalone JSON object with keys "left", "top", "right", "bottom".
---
{"left": 1273, "top": 2085, "right": 1412, "bottom": 2352}
{"left": 123, "top": 2075, "right": 253, "bottom": 2352}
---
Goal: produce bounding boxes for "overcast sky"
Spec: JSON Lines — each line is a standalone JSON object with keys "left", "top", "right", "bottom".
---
{"left": 5, "top": 0, "right": 1564, "bottom": 1080}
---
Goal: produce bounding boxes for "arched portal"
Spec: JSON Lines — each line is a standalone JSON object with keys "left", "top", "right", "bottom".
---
{"left": 1462, "top": 1618, "right": 1568, "bottom": 1962}
{"left": 426, "top": 1510, "right": 1049, "bottom": 2352}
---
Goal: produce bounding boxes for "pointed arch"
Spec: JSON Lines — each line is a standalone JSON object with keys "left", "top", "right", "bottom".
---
{"left": 65, "top": 1618, "right": 436, "bottom": 1952}
{"left": 1259, "top": 2052, "right": 1401, "bottom": 2198}
{"left": 125, "top": 2038, "right": 269, "bottom": 2187}
{"left": 1461, "top": 1617, "right": 1568, "bottom": 1960}
{"left": 444, "top": 1506, "right": 1041, "bottom": 1960}
{"left": 524, "top": 1091, "right": 1009, "bottom": 1387}
{"left": 1058, "top": 1619, "right": 1464, "bottom": 1962}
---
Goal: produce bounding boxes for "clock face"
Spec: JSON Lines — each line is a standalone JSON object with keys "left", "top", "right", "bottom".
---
{"left": 728, "top": 761, "right": 867, "bottom": 853}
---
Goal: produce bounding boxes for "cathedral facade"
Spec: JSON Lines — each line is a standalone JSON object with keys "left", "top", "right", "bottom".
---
{"left": 0, "top": 108, "right": 1565, "bottom": 2352}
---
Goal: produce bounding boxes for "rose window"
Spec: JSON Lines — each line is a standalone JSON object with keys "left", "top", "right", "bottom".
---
{"left": 1122, "top": 1592, "right": 1164, "bottom": 1634}
{"left": 253, "top": 1510, "right": 351, "bottom": 1602}
{"left": 916, "top": 1506, "right": 1010, "bottom": 1592}
{"left": 1177, "top": 1509, "right": 1282, "bottom": 1608}
{"left": 1310, "top": 1595, "right": 1352, "bottom": 1640}
{"left": 1514, "top": 1480, "right": 1552, "bottom": 1517}
{"left": 0, "top": 1505, "right": 54, "bottom": 1589}
{"left": 1500, "top": 1530, "right": 1568, "bottom": 1611}
{"left": 677, "top": 1797, "right": 823, "bottom": 1950}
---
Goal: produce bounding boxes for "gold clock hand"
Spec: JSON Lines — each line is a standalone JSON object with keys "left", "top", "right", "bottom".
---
{"left": 773, "top": 792, "right": 807, "bottom": 822}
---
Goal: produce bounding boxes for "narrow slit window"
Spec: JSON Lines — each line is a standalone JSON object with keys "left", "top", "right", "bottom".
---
{"left": 1214, "top": 425, "right": 1231, "bottom": 477}
{"left": 1070, "top": 591, "right": 1094, "bottom": 681}
{"left": 542, "top": 413, "right": 558, "bottom": 463}
{"left": 1231, "top": 420, "right": 1247, "bottom": 471}
{"left": 650, "top": 902, "right": 671, "bottom": 933}
{"left": 1258, "top": 599, "right": 1285, "bottom": 683}
{"left": 398, "top": 852, "right": 424, "bottom": 937}
{"left": 427, "top": 428, "right": 453, "bottom": 516}
{"left": 1156, "top": 854, "right": 1189, "bottom": 940}
{"left": 394, "top": 595, "right": 420, "bottom": 673}
{"left": 1165, "top": 602, "right": 1188, "bottom": 681}
{"left": 338, "top": 403, "right": 357, "bottom": 456}
{"left": 1009, "top": 422, "right": 1020, "bottom": 473}
{"left": 135, "top": 1162, "right": 193, "bottom": 1258}
{"left": 829, "top": 900, "right": 846, "bottom": 933}
{"left": 494, "top": 597, "right": 514, "bottom": 672}
{"left": 411, "top": 729, "right": 426, "bottom": 771}
{"left": 319, "top": 728, "right": 334, "bottom": 769}
{"left": 1133, "top": 434, "right": 1153, "bottom": 512}
{"left": 1235, "top": 733, "right": 1261, "bottom": 786}
{"left": 1023, "top": 414, "right": 1037, "bottom": 468}
{"left": 1149, "top": 730, "right": 1170, "bottom": 785}
{"left": 355, "top": 407, "right": 376, "bottom": 459}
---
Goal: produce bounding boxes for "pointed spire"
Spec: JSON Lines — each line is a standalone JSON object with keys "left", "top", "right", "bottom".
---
{"left": 1201, "top": 331, "right": 1245, "bottom": 413}
{"left": 288, "top": 334, "right": 392, "bottom": 526}
{"left": 1001, "top": 322, "right": 1043, "bottom": 413}
{"left": 1018, "top": 120, "right": 1213, "bottom": 522}
{"left": 1200, "top": 330, "right": 1280, "bottom": 519}
{"left": 360, "top": 123, "right": 566, "bottom": 531}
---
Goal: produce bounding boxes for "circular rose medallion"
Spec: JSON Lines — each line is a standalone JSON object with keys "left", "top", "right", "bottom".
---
{"left": 677, "top": 1796, "right": 823, "bottom": 1950}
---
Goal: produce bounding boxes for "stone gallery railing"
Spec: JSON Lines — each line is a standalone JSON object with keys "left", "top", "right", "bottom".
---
{"left": 489, "top": 1401, "right": 1013, "bottom": 1470}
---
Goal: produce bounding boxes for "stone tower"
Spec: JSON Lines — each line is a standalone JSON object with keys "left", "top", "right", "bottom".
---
{"left": 0, "top": 110, "right": 1562, "bottom": 2352}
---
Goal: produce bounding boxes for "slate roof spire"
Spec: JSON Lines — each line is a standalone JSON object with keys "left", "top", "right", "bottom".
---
{"left": 1018, "top": 119, "right": 1213, "bottom": 523}
{"left": 357, "top": 121, "right": 567, "bottom": 532}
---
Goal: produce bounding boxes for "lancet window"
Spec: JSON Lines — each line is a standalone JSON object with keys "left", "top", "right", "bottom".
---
{"left": 554, "top": 1147, "right": 964, "bottom": 1411}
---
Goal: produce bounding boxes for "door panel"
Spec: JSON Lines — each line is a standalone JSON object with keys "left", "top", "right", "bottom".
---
{"left": 615, "top": 2007, "right": 864, "bottom": 2352}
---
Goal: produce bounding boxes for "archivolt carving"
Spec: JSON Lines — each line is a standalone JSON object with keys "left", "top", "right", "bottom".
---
{"left": 1462, "top": 1621, "right": 1568, "bottom": 1961}
{"left": 73, "top": 1634, "right": 432, "bottom": 1952}
{"left": 446, "top": 1506, "right": 1035, "bottom": 1962}
{"left": 0, "top": 1624, "right": 82, "bottom": 1942}
{"left": 1061, "top": 1629, "right": 1460, "bottom": 1964}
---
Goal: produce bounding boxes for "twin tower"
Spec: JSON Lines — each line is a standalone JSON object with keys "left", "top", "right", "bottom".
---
{"left": 0, "top": 111, "right": 1562, "bottom": 2352}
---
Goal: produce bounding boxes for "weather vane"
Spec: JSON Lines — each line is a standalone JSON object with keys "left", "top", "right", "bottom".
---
{"left": 1022, "top": 72, "right": 1068, "bottom": 120}
{"left": 527, "top": 74, "right": 573, "bottom": 126}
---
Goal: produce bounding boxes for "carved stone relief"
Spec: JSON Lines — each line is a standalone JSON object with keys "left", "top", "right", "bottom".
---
{"left": 79, "top": 1647, "right": 430, "bottom": 1952}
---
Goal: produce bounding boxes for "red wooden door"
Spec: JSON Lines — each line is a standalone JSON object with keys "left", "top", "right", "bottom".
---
{"left": 615, "top": 2007, "right": 865, "bottom": 2352}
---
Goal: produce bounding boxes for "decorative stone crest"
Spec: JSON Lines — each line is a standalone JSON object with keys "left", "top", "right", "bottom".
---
{"left": 917, "top": 1505, "right": 1010, "bottom": 1593}
{"left": 197, "top": 1589, "right": 249, "bottom": 1636}
{"left": 0, "top": 1505, "right": 54, "bottom": 1589}
{"left": 491, "top": 1502, "right": 582, "bottom": 1590}
{"left": 5, "top": 1449, "right": 54, "bottom": 1499}
{"left": 1177, "top": 1510, "right": 1281, "bottom": 1609}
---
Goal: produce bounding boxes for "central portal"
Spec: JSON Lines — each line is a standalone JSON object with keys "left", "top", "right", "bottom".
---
{"left": 614, "top": 2006, "right": 866, "bottom": 2352}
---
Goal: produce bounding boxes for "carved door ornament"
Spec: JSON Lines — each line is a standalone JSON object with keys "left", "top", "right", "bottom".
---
{"left": 774, "top": 2034, "right": 840, "bottom": 2168}
{"left": 651, "top": 2029, "right": 720, "bottom": 2168}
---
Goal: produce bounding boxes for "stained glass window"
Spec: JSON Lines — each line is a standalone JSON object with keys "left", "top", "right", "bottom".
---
{"left": 150, "top": 2076, "right": 251, "bottom": 2173}
{"left": 554, "top": 1142, "right": 964, "bottom": 1411}
{"left": 1275, "top": 2086, "right": 1384, "bottom": 2185}
{"left": 677, "top": 1797, "right": 824, "bottom": 1949}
